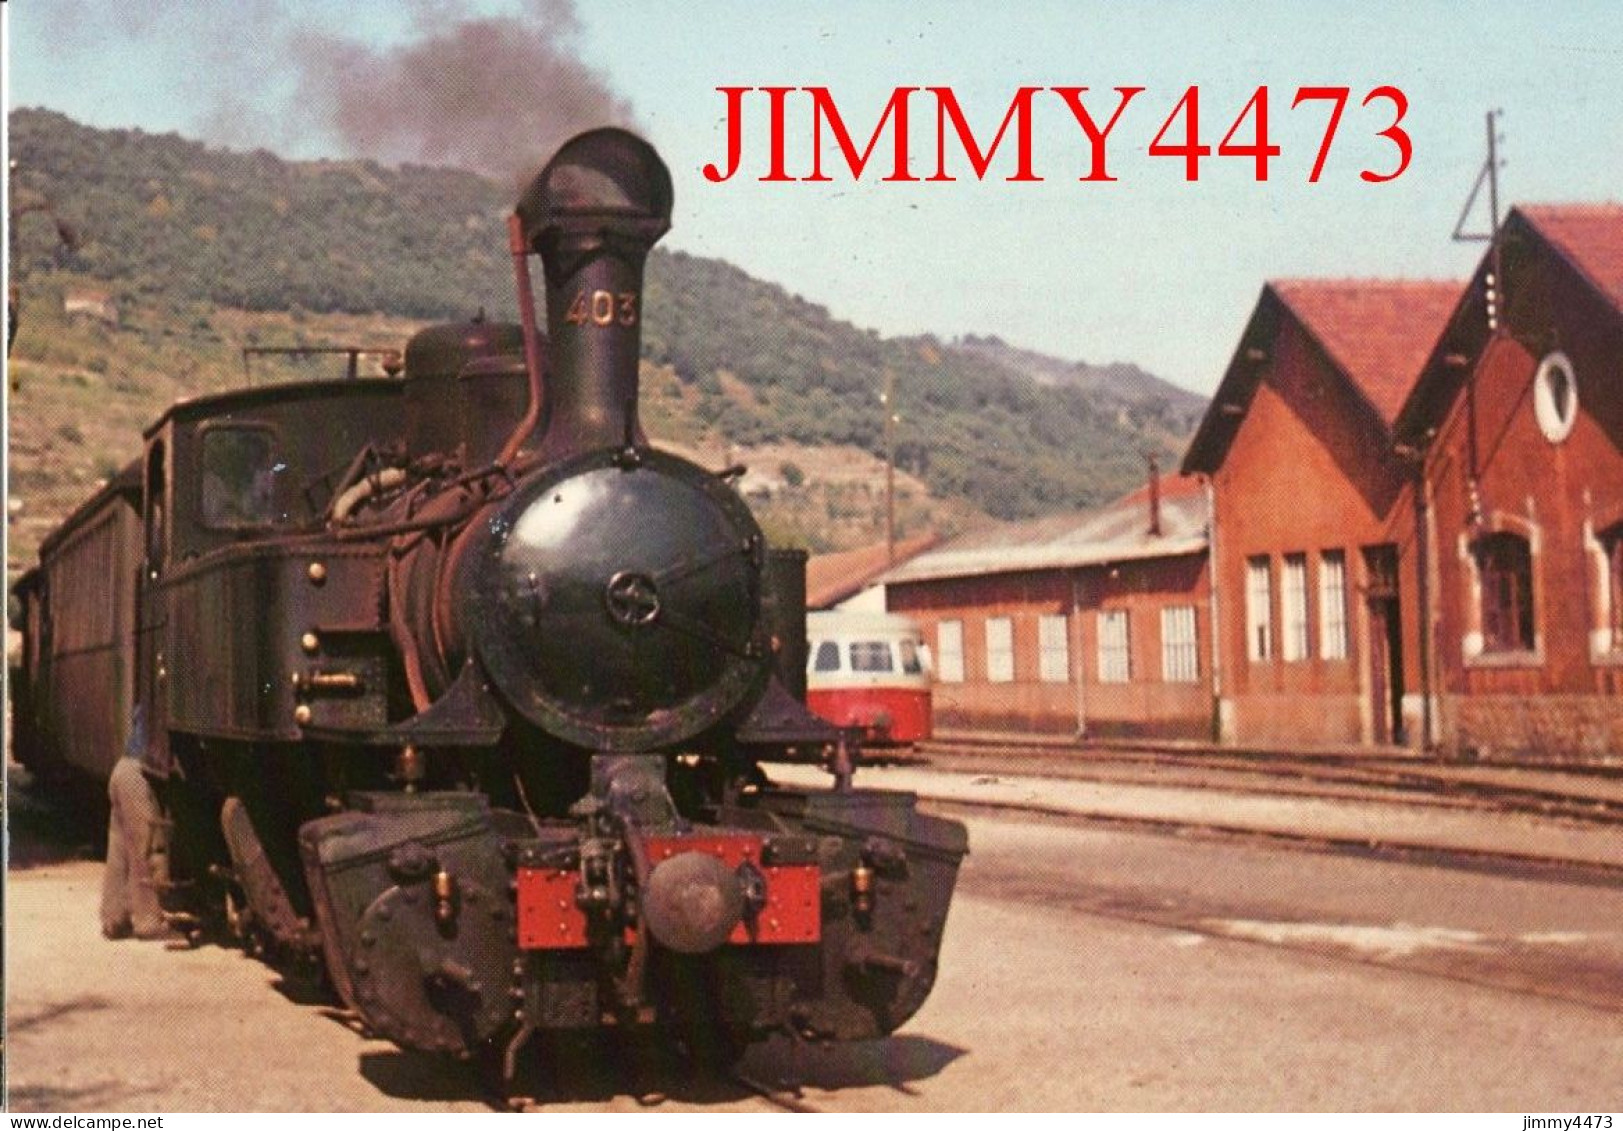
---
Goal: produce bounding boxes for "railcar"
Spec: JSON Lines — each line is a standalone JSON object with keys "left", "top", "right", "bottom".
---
{"left": 806, "top": 610, "right": 934, "bottom": 745}
{"left": 10, "top": 128, "right": 966, "bottom": 1098}
{"left": 11, "top": 464, "right": 143, "bottom": 795}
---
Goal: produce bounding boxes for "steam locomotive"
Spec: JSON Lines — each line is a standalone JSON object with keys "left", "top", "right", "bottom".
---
{"left": 10, "top": 129, "right": 966, "bottom": 1094}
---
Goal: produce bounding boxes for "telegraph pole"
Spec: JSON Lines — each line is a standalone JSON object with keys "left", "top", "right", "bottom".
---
{"left": 1450, "top": 110, "right": 1506, "bottom": 494}
{"left": 881, "top": 369, "right": 898, "bottom": 566}
{"left": 1451, "top": 109, "right": 1504, "bottom": 250}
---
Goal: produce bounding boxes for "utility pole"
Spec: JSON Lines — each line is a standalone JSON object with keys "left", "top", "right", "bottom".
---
{"left": 1450, "top": 110, "right": 1506, "bottom": 502}
{"left": 881, "top": 369, "right": 898, "bottom": 566}
{"left": 1451, "top": 109, "right": 1504, "bottom": 251}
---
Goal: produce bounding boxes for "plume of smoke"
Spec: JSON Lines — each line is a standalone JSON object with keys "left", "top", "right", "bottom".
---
{"left": 294, "top": 1, "right": 636, "bottom": 186}
{"left": 25, "top": 0, "right": 636, "bottom": 185}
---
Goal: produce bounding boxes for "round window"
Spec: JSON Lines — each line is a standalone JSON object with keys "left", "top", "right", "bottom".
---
{"left": 1532, "top": 351, "right": 1578, "bottom": 443}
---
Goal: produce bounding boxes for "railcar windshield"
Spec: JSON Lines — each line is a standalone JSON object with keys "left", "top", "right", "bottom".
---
{"left": 848, "top": 640, "right": 895, "bottom": 672}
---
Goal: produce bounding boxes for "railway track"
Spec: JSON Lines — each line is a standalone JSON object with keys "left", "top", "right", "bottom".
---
{"left": 909, "top": 736, "right": 1623, "bottom": 829}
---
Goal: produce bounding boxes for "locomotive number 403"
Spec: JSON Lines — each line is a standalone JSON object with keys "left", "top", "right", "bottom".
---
{"left": 565, "top": 289, "right": 639, "bottom": 327}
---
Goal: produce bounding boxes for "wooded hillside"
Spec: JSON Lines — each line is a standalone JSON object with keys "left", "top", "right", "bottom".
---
{"left": 9, "top": 108, "right": 1204, "bottom": 537}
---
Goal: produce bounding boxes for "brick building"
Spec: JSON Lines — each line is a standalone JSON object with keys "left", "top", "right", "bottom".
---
{"left": 883, "top": 475, "right": 1212, "bottom": 737}
{"left": 1182, "top": 280, "right": 1460, "bottom": 746}
{"left": 1394, "top": 205, "right": 1623, "bottom": 761}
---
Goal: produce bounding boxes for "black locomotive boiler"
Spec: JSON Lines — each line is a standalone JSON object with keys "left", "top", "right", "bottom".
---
{"left": 10, "top": 129, "right": 966, "bottom": 1090}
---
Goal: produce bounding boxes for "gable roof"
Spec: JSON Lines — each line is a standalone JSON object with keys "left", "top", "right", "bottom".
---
{"left": 1517, "top": 203, "right": 1623, "bottom": 312}
{"left": 1273, "top": 281, "right": 1463, "bottom": 425}
{"left": 1182, "top": 279, "right": 1459, "bottom": 474}
{"left": 1394, "top": 203, "right": 1623, "bottom": 442}
{"left": 882, "top": 474, "right": 1207, "bottom": 586}
{"left": 805, "top": 531, "right": 939, "bottom": 609}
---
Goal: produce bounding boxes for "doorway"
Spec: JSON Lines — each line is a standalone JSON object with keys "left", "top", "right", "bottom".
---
{"left": 1363, "top": 544, "right": 1405, "bottom": 745}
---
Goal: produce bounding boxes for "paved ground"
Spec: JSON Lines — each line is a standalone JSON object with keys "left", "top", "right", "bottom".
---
{"left": 7, "top": 758, "right": 1623, "bottom": 1111}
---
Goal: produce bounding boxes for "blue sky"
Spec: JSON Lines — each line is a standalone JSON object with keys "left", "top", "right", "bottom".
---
{"left": 8, "top": 1, "right": 1623, "bottom": 394}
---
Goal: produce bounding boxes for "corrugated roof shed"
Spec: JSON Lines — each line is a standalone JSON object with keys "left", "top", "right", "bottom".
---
{"left": 883, "top": 475, "right": 1207, "bottom": 585}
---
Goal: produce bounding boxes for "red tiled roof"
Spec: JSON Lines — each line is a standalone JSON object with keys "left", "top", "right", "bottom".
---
{"left": 1391, "top": 203, "right": 1623, "bottom": 441}
{"left": 1271, "top": 280, "right": 1462, "bottom": 426}
{"left": 805, "top": 532, "right": 939, "bottom": 609}
{"left": 1115, "top": 470, "right": 1206, "bottom": 507}
{"left": 1519, "top": 204, "right": 1623, "bottom": 312}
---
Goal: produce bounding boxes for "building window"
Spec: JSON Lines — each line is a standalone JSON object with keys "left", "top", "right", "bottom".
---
{"left": 1282, "top": 553, "right": 1310, "bottom": 662}
{"left": 1532, "top": 351, "right": 1579, "bottom": 444}
{"left": 1038, "top": 614, "right": 1070, "bottom": 683}
{"left": 985, "top": 617, "right": 1015, "bottom": 683}
{"left": 936, "top": 620, "right": 964, "bottom": 683}
{"left": 1245, "top": 556, "right": 1273, "bottom": 662}
{"left": 1318, "top": 551, "right": 1349, "bottom": 660}
{"left": 1097, "top": 610, "right": 1130, "bottom": 683}
{"left": 1475, "top": 532, "right": 1535, "bottom": 653}
{"left": 1161, "top": 605, "right": 1199, "bottom": 683}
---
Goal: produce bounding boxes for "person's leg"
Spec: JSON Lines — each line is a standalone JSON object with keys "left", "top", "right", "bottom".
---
{"left": 110, "top": 759, "right": 168, "bottom": 938}
{"left": 100, "top": 773, "right": 133, "bottom": 939}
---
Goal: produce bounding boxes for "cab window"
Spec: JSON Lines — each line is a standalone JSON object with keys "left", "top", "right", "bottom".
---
{"left": 849, "top": 640, "right": 894, "bottom": 672}
{"left": 812, "top": 641, "right": 841, "bottom": 673}
{"left": 201, "top": 427, "right": 278, "bottom": 528}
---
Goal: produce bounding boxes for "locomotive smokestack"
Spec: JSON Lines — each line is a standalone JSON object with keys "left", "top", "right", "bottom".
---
{"left": 513, "top": 128, "right": 673, "bottom": 460}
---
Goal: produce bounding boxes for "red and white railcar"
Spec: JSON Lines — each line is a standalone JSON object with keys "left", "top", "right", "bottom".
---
{"left": 805, "top": 610, "right": 933, "bottom": 745}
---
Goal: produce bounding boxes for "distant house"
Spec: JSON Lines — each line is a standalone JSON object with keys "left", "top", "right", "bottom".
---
{"left": 1394, "top": 205, "right": 1623, "bottom": 761}
{"left": 62, "top": 288, "right": 119, "bottom": 325}
{"left": 884, "top": 474, "right": 1211, "bottom": 738}
{"left": 1182, "top": 280, "right": 1460, "bottom": 747}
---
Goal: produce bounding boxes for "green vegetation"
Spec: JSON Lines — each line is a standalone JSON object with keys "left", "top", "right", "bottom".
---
{"left": 10, "top": 108, "right": 1202, "bottom": 532}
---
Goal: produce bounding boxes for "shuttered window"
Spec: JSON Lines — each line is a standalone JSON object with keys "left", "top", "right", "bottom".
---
{"left": 936, "top": 620, "right": 964, "bottom": 683}
{"left": 1038, "top": 615, "right": 1070, "bottom": 683}
{"left": 985, "top": 617, "right": 1015, "bottom": 683}
{"left": 1475, "top": 532, "right": 1535, "bottom": 653}
{"left": 1097, "top": 610, "right": 1130, "bottom": 683}
{"left": 1319, "top": 551, "right": 1349, "bottom": 660}
{"left": 1282, "top": 553, "right": 1310, "bottom": 662}
{"left": 1246, "top": 556, "right": 1273, "bottom": 662}
{"left": 1160, "top": 606, "right": 1199, "bottom": 683}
